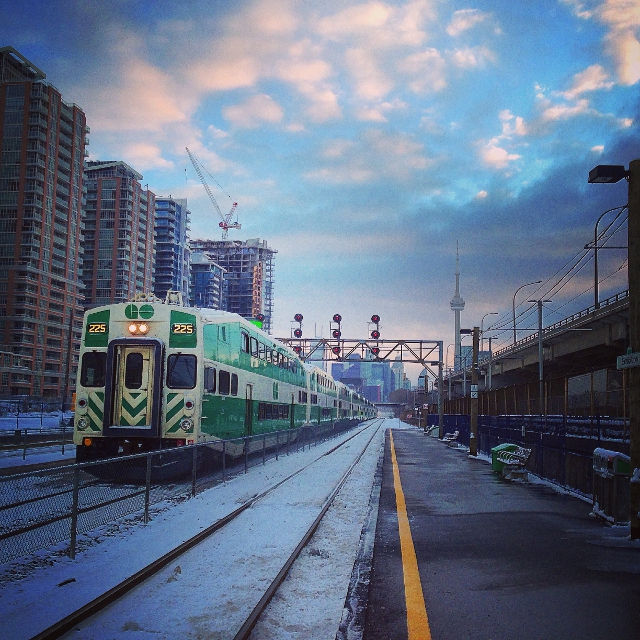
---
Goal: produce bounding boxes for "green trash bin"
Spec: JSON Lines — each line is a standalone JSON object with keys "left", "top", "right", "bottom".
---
{"left": 491, "top": 443, "right": 518, "bottom": 473}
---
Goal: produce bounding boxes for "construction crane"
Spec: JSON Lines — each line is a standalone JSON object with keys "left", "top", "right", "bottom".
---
{"left": 186, "top": 147, "right": 240, "bottom": 240}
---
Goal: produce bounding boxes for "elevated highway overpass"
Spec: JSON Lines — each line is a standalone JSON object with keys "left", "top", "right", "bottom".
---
{"left": 443, "top": 290, "right": 630, "bottom": 417}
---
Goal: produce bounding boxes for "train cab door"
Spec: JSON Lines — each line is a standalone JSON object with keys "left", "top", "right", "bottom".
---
{"left": 245, "top": 384, "right": 253, "bottom": 436}
{"left": 104, "top": 339, "right": 163, "bottom": 438}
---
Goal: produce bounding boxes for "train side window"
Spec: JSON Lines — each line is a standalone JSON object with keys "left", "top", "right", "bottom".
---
{"left": 231, "top": 373, "right": 238, "bottom": 396}
{"left": 250, "top": 337, "right": 258, "bottom": 357}
{"left": 167, "top": 354, "right": 197, "bottom": 389}
{"left": 219, "top": 370, "right": 231, "bottom": 395}
{"left": 241, "top": 331, "right": 249, "bottom": 353}
{"left": 258, "top": 402, "right": 266, "bottom": 420}
{"left": 266, "top": 404, "right": 272, "bottom": 419}
{"left": 259, "top": 342, "right": 266, "bottom": 359}
{"left": 204, "top": 367, "right": 216, "bottom": 393}
{"left": 80, "top": 351, "right": 107, "bottom": 387}
{"left": 125, "top": 352, "right": 144, "bottom": 389}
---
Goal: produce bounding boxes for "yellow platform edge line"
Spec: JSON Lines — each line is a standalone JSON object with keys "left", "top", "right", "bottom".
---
{"left": 390, "top": 430, "right": 432, "bottom": 640}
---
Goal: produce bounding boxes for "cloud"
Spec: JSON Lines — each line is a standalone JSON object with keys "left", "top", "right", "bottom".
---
{"left": 449, "top": 46, "right": 496, "bottom": 69}
{"left": 563, "top": 0, "right": 640, "bottom": 85}
{"left": 541, "top": 98, "right": 591, "bottom": 121}
{"left": 561, "top": 64, "right": 614, "bottom": 99}
{"left": 446, "top": 9, "right": 489, "bottom": 36}
{"left": 480, "top": 139, "right": 522, "bottom": 169}
{"left": 305, "top": 129, "right": 431, "bottom": 184}
{"left": 222, "top": 94, "right": 285, "bottom": 128}
{"left": 399, "top": 48, "right": 447, "bottom": 93}
{"left": 121, "top": 142, "right": 174, "bottom": 170}
{"left": 314, "top": 0, "right": 431, "bottom": 48}
{"left": 345, "top": 48, "right": 395, "bottom": 100}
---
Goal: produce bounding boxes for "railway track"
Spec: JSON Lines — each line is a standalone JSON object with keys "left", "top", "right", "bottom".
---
{"left": 31, "top": 418, "right": 385, "bottom": 640}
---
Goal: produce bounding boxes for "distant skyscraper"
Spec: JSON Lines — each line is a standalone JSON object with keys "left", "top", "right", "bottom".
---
{"left": 189, "top": 238, "right": 276, "bottom": 333}
{"left": 450, "top": 243, "right": 465, "bottom": 371}
{"left": 0, "top": 47, "right": 87, "bottom": 397}
{"left": 82, "top": 161, "right": 155, "bottom": 308}
{"left": 154, "top": 197, "right": 190, "bottom": 301}
{"left": 189, "top": 252, "right": 226, "bottom": 309}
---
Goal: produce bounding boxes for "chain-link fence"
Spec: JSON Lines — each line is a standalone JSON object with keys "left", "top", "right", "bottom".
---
{"left": 0, "top": 421, "right": 360, "bottom": 565}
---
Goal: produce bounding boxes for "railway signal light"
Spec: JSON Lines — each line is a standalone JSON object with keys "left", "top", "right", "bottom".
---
{"left": 371, "top": 314, "right": 380, "bottom": 324}
{"left": 332, "top": 329, "right": 341, "bottom": 339}
{"left": 294, "top": 313, "right": 303, "bottom": 322}
{"left": 293, "top": 345, "right": 302, "bottom": 354}
{"left": 294, "top": 328, "right": 302, "bottom": 338}
{"left": 371, "top": 346, "right": 380, "bottom": 356}
{"left": 371, "top": 329, "right": 380, "bottom": 339}
{"left": 332, "top": 346, "right": 341, "bottom": 355}
{"left": 333, "top": 314, "right": 342, "bottom": 323}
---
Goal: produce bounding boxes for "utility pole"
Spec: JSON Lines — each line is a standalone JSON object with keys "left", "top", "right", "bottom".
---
{"left": 588, "top": 159, "right": 640, "bottom": 539}
{"left": 470, "top": 326, "right": 479, "bottom": 456}
{"left": 628, "top": 159, "right": 640, "bottom": 540}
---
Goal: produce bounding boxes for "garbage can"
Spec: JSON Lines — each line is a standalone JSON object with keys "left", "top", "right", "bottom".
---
{"left": 592, "top": 448, "right": 631, "bottom": 524}
{"left": 491, "top": 443, "right": 518, "bottom": 474}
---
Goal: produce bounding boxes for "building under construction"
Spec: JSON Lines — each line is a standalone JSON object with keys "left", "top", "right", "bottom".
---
{"left": 189, "top": 238, "right": 276, "bottom": 333}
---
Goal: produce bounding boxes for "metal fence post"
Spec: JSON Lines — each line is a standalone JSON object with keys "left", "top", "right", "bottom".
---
{"left": 69, "top": 465, "right": 80, "bottom": 559}
{"left": 61, "top": 422, "right": 66, "bottom": 456}
{"left": 262, "top": 433, "right": 266, "bottom": 465}
{"left": 222, "top": 441, "right": 226, "bottom": 482}
{"left": 244, "top": 437, "right": 249, "bottom": 474}
{"left": 276, "top": 431, "right": 279, "bottom": 461}
{"left": 144, "top": 453, "right": 152, "bottom": 524}
{"left": 192, "top": 445, "right": 198, "bottom": 497}
{"left": 22, "top": 429, "right": 27, "bottom": 461}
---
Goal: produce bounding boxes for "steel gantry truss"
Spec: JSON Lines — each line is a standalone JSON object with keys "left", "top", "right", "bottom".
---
{"left": 277, "top": 337, "right": 445, "bottom": 435}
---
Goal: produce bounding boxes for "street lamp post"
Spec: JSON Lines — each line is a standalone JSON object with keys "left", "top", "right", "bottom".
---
{"left": 529, "top": 299, "right": 553, "bottom": 415}
{"left": 513, "top": 281, "right": 542, "bottom": 345}
{"left": 589, "top": 160, "right": 640, "bottom": 540}
{"left": 481, "top": 312, "right": 498, "bottom": 352}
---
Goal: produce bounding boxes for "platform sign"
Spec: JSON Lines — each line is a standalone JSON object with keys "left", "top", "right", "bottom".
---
{"left": 471, "top": 384, "right": 478, "bottom": 399}
{"left": 617, "top": 352, "right": 640, "bottom": 369}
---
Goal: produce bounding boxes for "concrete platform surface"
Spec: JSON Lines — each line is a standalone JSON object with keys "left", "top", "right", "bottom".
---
{"left": 363, "top": 428, "right": 640, "bottom": 640}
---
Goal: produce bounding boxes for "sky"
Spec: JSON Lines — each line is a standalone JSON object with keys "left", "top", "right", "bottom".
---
{"left": 2, "top": 0, "right": 639, "bottom": 383}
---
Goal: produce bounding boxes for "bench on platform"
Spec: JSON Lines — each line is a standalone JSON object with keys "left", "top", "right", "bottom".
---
{"left": 497, "top": 446, "right": 532, "bottom": 480}
{"left": 442, "top": 430, "right": 459, "bottom": 447}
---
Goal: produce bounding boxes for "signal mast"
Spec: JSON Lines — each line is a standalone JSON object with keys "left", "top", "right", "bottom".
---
{"left": 186, "top": 147, "right": 240, "bottom": 240}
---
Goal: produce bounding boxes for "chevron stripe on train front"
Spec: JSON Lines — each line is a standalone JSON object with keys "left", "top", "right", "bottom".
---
{"left": 87, "top": 391, "right": 104, "bottom": 433}
{"left": 119, "top": 391, "right": 149, "bottom": 427}
{"left": 165, "top": 393, "right": 185, "bottom": 433}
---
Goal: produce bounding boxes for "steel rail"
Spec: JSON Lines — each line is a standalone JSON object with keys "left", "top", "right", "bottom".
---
{"left": 233, "top": 418, "right": 384, "bottom": 640}
{"left": 30, "top": 419, "right": 383, "bottom": 640}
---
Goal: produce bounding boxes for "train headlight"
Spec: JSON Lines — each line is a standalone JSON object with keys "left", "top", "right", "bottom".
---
{"left": 180, "top": 418, "right": 194, "bottom": 432}
{"left": 128, "top": 322, "right": 150, "bottom": 335}
{"left": 77, "top": 416, "right": 89, "bottom": 430}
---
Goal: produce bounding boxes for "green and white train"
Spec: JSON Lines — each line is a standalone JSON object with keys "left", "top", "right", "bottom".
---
{"left": 73, "top": 293, "right": 377, "bottom": 461}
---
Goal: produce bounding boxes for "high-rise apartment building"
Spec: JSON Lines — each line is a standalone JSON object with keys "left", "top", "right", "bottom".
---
{"left": 82, "top": 161, "right": 155, "bottom": 308}
{"left": 0, "top": 47, "right": 87, "bottom": 397}
{"left": 154, "top": 197, "right": 190, "bottom": 302}
{"left": 189, "top": 252, "right": 226, "bottom": 309}
{"left": 189, "top": 238, "right": 276, "bottom": 333}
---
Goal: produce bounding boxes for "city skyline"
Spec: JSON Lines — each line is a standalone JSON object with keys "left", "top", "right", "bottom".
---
{"left": 2, "top": 0, "right": 639, "bottom": 384}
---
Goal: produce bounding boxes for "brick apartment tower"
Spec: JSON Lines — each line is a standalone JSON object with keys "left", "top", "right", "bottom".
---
{"left": 0, "top": 47, "right": 87, "bottom": 398}
{"left": 82, "top": 161, "right": 155, "bottom": 308}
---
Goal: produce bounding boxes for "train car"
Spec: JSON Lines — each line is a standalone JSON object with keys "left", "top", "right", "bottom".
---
{"left": 73, "top": 292, "right": 371, "bottom": 462}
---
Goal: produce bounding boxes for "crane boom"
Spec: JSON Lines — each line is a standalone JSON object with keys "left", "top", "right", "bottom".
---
{"left": 186, "top": 147, "right": 240, "bottom": 240}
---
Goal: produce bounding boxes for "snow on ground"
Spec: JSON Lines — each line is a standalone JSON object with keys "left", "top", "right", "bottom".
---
{"left": 0, "top": 418, "right": 413, "bottom": 640}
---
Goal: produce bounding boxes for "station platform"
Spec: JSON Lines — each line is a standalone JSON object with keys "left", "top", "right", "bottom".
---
{"left": 362, "top": 428, "right": 640, "bottom": 640}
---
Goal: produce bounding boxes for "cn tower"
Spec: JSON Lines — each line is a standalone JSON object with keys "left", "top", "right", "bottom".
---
{"left": 450, "top": 243, "right": 465, "bottom": 370}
